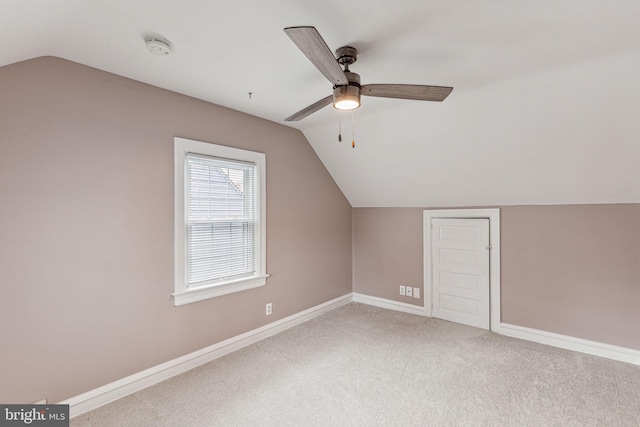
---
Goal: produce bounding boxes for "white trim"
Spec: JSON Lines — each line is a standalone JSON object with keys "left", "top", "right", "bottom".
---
{"left": 353, "top": 293, "right": 425, "bottom": 317}
{"left": 173, "top": 137, "right": 267, "bottom": 306}
{"left": 62, "top": 294, "right": 353, "bottom": 418}
{"left": 499, "top": 323, "right": 640, "bottom": 366}
{"left": 172, "top": 275, "right": 269, "bottom": 306}
{"left": 423, "top": 208, "right": 501, "bottom": 330}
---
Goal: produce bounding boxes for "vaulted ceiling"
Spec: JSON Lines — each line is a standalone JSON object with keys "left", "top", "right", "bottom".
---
{"left": 2, "top": 0, "right": 639, "bottom": 207}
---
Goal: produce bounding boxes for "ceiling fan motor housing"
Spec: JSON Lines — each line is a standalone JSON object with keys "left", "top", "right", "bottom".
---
{"left": 343, "top": 71, "right": 360, "bottom": 86}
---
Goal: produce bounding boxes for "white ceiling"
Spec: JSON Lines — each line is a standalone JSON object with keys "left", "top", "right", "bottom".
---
{"left": 2, "top": 0, "right": 639, "bottom": 207}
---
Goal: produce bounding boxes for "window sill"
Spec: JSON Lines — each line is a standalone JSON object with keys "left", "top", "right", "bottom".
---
{"left": 172, "top": 274, "right": 269, "bottom": 306}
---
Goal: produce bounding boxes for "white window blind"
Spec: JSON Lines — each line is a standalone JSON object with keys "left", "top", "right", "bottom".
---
{"left": 185, "top": 153, "right": 257, "bottom": 288}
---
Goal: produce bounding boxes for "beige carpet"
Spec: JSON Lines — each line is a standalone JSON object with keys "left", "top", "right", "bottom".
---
{"left": 71, "top": 303, "right": 640, "bottom": 426}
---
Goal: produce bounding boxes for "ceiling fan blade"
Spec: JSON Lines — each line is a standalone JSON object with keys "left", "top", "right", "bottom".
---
{"left": 284, "top": 95, "right": 333, "bottom": 121}
{"left": 361, "top": 84, "right": 453, "bottom": 102}
{"left": 284, "top": 26, "right": 348, "bottom": 86}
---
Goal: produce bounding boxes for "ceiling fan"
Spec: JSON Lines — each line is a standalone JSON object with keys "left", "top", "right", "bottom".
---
{"left": 284, "top": 26, "right": 453, "bottom": 122}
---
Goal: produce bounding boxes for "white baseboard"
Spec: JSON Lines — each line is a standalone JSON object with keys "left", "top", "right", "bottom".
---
{"left": 62, "top": 293, "right": 353, "bottom": 418}
{"left": 352, "top": 292, "right": 425, "bottom": 316}
{"left": 62, "top": 293, "right": 639, "bottom": 419}
{"left": 352, "top": 293, "right": 640, "bottom": 366}
{"left": 498, "top": 323, "right": 640, "bottom": 366}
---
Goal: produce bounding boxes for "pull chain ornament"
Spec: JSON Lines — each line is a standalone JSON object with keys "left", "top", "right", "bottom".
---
{"left": 351, "top": 111, "right": 355, "bottom": 148}
{"left": 338, "top": 112, "right": 342, "bottom": 142}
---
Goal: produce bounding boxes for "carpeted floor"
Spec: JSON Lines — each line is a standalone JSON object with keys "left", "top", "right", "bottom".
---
{"left": 71, "top": 303, "right": 640, "bottom": 426}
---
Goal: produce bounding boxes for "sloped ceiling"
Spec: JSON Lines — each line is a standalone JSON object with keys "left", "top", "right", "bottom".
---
{"left": 2, "top": 0, "right": 639, "bottom": 207}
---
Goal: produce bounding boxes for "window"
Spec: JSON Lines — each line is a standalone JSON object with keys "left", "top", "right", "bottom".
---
{"left": 173, "top": 137, "right": 266, "bottom": 306}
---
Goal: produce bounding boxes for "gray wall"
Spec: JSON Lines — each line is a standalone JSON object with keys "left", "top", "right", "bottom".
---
{"left": 501, "top": 204, "right": 640, "bottom": 349}
{"left": 353, "top": 205, "right": 640, "bottom": 350}
{"left": 0, "top": 57, "right": 353, "bottom": 404}
{"left": 352, "top": 208, "right": 424, "bottom": 305}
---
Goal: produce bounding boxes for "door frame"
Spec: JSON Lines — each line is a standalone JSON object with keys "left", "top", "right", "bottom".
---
{"left": 423, "top": 208, "right": 501, "bottom": 331}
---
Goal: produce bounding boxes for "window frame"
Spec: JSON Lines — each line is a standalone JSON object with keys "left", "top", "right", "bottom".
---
{"left": 173, "top": 137, "right": 267, "bottom": 306}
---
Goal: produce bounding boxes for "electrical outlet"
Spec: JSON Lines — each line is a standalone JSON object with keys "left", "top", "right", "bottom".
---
{"left": 406, "top": 286, "right": 413, "bottom": 297}
{"left": 414, "top": 288, "right": 420, "bottom": 299}
{"left": 266, "top": 303, "right": 272, "bottom": 316}
{"left": 399, "top": 285, "right": 405, "bottom": 296}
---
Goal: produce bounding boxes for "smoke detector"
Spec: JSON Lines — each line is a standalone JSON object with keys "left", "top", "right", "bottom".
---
{"left": 145, "top": 36, "right": 173, "bottom": 56}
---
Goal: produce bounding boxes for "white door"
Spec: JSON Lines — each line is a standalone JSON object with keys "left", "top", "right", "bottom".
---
{"left": 431, "top": 218, "right": 490, "bottom": 330}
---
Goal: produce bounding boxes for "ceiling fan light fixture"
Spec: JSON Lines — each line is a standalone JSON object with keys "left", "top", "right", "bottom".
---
{"left": 333, "top": 85, "right": 361, "bottom": 111}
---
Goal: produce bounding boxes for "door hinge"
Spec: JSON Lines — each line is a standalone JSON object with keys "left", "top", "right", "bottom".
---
{"left": 486, "top": 244, "right": 492, "bottom": 250}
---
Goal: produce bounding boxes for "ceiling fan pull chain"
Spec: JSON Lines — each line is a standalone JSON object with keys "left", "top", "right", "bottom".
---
{"left": 338, "top": 112, "right": 342, "bottom": 142}
{"left": 352, "top": 111, "right": 355, "bottom": 148}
